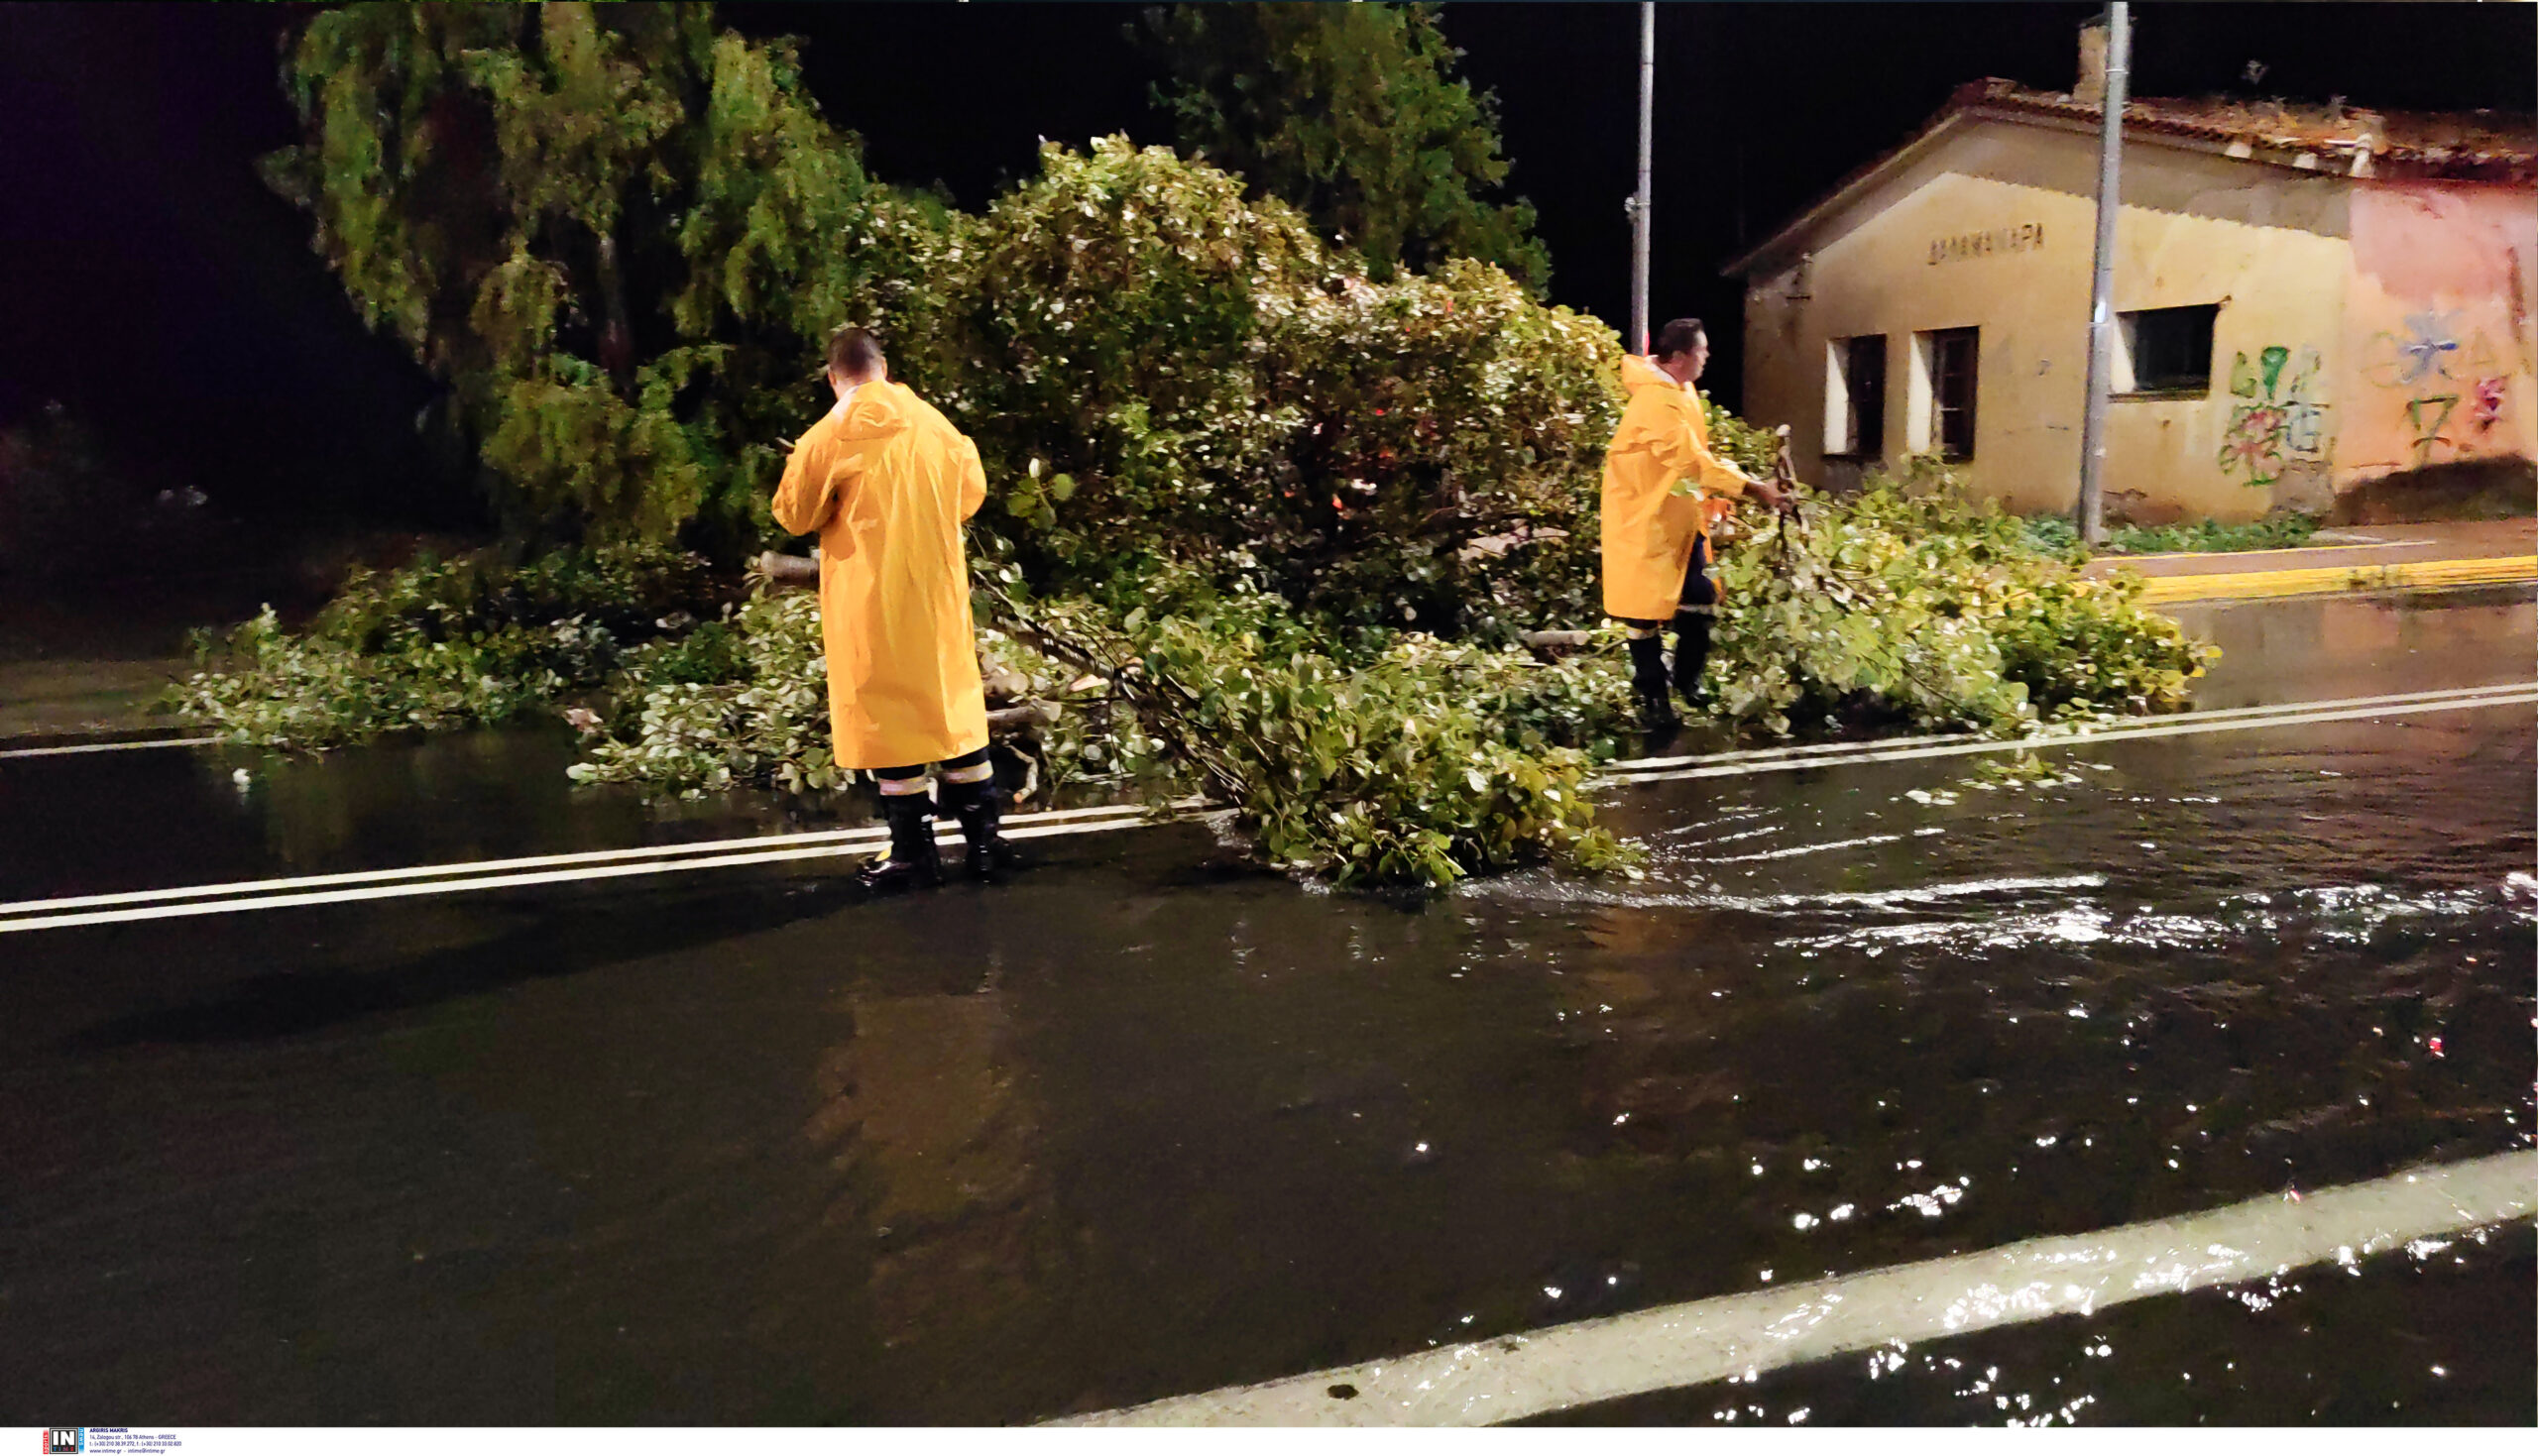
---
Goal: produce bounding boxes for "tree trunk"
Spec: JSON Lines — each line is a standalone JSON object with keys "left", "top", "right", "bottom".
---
{"left": 596, "top": 231, "right": 634, "bottom": 393}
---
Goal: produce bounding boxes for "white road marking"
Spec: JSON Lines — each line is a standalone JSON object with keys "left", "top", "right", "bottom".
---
{"left": 1054, "top": 1151, "right": 2538, "bottom": 1426}
{"left": 1593, "top": 679, "right": 2527, "bottom": 781}
{"left": 1602, "top": 681, "right": 2532, "bottom": 774}
{"left": 0, "top": 735, "right": 221, "bottom": 760}
{"left": 0, "top": 799, "right": 1165, "bottom": 917}
{"left": 1, "top": 687, "right": 2526, "bottom": 935}
{"left": 1598, "top": 688, "right": 2535, "bottom": 788}
{"left": 0, "top": 814, "right": 1158, "bottom": 934}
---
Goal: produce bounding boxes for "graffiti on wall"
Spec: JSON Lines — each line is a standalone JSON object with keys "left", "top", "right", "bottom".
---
{"left": 2218, "top": 345, "right": 2329, "bottom": 487}
{"left": 2343, "top": 181, "right": 2535, "bottom": 479}
{"left": 2469, "top": 376, "right": 2508, "bottom": 434}
{"left": 2363, "top": 310, "right": 2514, "bottom": 466}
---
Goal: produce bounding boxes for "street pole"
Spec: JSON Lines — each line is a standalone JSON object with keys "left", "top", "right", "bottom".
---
{"left": 1630, "top": 0, "right": 1654, "bottom": 357}
{"left": 2075, "top": 2, "right": 2131, "bottom": 544}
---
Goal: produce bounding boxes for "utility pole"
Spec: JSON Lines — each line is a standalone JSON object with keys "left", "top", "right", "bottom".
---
{"left": 2075, "top": 2, "right": 2131, "bottom": 544}
{"left": 1629, "top": 0, "right": 1654, "bottom": 356}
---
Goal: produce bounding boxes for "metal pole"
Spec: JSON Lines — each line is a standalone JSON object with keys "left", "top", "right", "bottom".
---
{"left": 1631, "top": 0, "right": 1654, "bottom": 356}
{"left": 2075, "top": 2, "right": 2131, "bottom": 544}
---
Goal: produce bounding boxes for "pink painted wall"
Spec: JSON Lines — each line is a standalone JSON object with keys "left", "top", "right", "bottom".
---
{"left": 2337, "top": 182, "right": 2538, "bottom": 482}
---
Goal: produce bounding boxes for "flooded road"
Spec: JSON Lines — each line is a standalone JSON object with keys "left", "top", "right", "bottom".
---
{"left": 1, "top": 590, "right": 2531, "bottom": 1423}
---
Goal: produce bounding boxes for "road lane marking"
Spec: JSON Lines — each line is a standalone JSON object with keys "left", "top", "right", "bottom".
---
{"left": 1598, "top": 688, "right": 2535, "bottom": 788}
{"left": 0, "top": 800, "right": 1168, "bottom": 917}
{"left": 1053, "top": 1151, "right": 2538, "bottom": 1426}
{"left": 1603, "top": 681, "right": 2535, "bottom": 775}
{"left": 2, "top": 687, "right": 2527, "bottom": 935}
{"left": 0, "top": 814, "right": 1164, "bottom": 934}
{"left": 0, "top": 735, "right": 221, "bottom": 760}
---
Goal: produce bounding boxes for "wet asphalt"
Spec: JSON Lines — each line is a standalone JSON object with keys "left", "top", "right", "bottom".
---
{"left": 0, "top": 589, "right": 2530, "bottom": 1423}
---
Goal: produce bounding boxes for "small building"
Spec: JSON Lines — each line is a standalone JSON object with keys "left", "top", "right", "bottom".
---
{"left": 1725, "top": 29, "right": 2537, "bottom": 522}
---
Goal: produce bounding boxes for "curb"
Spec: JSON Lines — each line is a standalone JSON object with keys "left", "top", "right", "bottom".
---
{"left": 2134, "top": 554, "right": 2538, "bottom": 605}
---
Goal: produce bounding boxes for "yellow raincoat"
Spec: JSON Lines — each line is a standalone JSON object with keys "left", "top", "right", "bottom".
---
{"left": 1600, "top": 353, "right": 1754, "bottom": 620}
{"left": 772, "top": 381, "right": 990, "bottom": 769}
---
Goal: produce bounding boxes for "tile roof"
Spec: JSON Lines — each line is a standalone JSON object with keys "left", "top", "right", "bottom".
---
{"left": 1726, "top": 79, "right": 2535, "bottom": 277}
{"left": 1958, "top": 78, "right": 2537, "bottom": 180}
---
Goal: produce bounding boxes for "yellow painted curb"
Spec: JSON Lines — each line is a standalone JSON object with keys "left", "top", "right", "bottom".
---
{"left": 2133, "top": 554, "right": 2538, "bottom": 605}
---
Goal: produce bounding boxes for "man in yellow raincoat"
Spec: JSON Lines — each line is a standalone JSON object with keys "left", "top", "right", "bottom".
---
{"left": 1602, "top": 317, "right": 1786, "bottom": 731}
{"left": 773, "top": 327, "right": 1013, "bottom": 890}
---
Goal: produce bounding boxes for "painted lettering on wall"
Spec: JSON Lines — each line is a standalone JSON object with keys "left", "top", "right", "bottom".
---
{"left": 2362, "top": 311, "right": 2513, "bottom": 466}
{"left": 2219, "top": 345, "right": 2329, "bottom": 488}
{"left": 1925, "top": 223, "right": 2043, "bottom": 265}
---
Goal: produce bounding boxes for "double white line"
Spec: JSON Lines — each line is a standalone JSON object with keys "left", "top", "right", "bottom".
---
{"left": 1595, "top": 681, "right": 2536, "bottom": 786}
{"left": 1, "top": 683, "right": 2527, "bottom": 936}
{"left": 0, "top": 801, "right": 1182, "bottom": 936}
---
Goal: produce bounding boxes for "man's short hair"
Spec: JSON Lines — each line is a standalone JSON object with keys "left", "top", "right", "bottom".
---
{"left": 1654, "top": 317, "right": 1707, "bottom": 359}
{"left": 827, "top": 326, "right": 886, "bottom": 380}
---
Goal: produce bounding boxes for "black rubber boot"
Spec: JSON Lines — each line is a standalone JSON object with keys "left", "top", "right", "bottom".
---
{"left": 1671, "top": 610, "right": 1714, "bottom": 711}
{"left": 859, "top": 790, "right": 943, "bottom": 892}
{"left": 940, "top": 776, "right": 1021, "bottom": 881}
{"left": 1626, "top": 634, "right": 1678, "bottom": 731}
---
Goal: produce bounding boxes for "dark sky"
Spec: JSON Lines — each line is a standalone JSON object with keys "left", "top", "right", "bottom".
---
{"left": 2, "top": 2, "right": 2531, "bottom": 529}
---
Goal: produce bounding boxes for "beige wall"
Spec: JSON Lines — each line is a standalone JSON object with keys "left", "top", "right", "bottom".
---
{"left": 1740, "top": 117, "right": 2532, "bottom": 521}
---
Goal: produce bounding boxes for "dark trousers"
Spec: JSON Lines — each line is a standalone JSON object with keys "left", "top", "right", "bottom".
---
{"left": 1617, "top": 535, "right": 1717, "bottom": 701}
{"left": 872, "top": 745, "right": 992, "bottom": 785}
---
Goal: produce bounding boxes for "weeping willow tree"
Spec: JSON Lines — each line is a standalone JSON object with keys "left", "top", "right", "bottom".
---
{"left": 261, "top": 1, "right": 953, "bottom": 557}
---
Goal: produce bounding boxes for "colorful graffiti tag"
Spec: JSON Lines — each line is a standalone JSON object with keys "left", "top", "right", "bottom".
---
{"left": 2219, "top": 345, "right": 2328, "bottom": 487}
{"left": 2362, "top": 310, "right": 2514, "bottom": 466}
{"left": 2373, "top": 310, "right": 2462, "bottom": 388}
{"left": 2469, "top": 376, "right": 2508, "bottom": 435}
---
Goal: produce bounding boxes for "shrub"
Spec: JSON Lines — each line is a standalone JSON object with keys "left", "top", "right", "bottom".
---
{"left": 172, "top": 543, "right": 717, "bottom": 747}
{"left": 567, "top": 589, "right": 838, "bottom": 794}
{"left": 2102, "top": 513, "right": 2319, "bottom": 555}
{"left": 950, "top": 139, "right": 1622, "bottom": 636}
{"left": 1708, "top": 472, "right": 2216, "bottom": 736}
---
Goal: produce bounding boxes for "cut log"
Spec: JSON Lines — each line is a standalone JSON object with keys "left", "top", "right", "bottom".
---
{"left": 986, "top": 700, "right": 1063, "bottom": 729}
{"left": 754, "top": 551, "right": 819, "bottom": 585}
{"left": 1517, "top": 627, "right": 1599, "bottom": 663}
{"left": 979, "top": 653, "right": 1035, "bottom": 705}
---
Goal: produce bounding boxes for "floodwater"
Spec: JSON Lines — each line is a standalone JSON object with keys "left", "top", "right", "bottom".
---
{"left": 1, "top": 590, "right": 2531, "bottom": 1424}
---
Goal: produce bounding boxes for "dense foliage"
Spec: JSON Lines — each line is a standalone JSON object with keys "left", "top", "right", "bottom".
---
{"left": 2019, "top": 510, "right": 2321, "bottom": 557}
{"left": 173, "top": 543, "right": 716, "bottom": 746}
{"left": 201, "top": 3, "right": 2220, "bottom": 891}
{"left": 1140, "top": 2, "right": 1550, "bottom": 292}
{"left": 2102, "top": 512, "right": 2320, "bottom": 555}
{"left": 264, "top": 2, "right": 940, "bottom": 555}
{"left": 1708, "top": 478, "right": 2217, "bottom": 737}
{"left": 947, "top": 138, "right": 1616, "bottom": 632}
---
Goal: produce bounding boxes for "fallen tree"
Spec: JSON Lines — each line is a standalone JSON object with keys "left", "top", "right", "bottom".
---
{"left": 182, "top": 20, "right": 2216, "bottom": 891}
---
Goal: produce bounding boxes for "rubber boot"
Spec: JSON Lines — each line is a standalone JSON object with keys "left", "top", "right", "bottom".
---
{"left": 1671, "top": 610, "right": 1714, "bottom": 712}
{"left": 940, "top": 775, "right": 1022, "bottom": 881}
{"left": 859, "top": 790, "right": 943, "bottom": 892}
{"left": 1626, "top": 634, "right": 1678, "bottom": 731}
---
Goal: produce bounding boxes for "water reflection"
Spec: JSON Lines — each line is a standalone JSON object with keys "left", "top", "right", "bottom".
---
{"left": 807, "top": 977, "right": 1061, "bottom": 1351}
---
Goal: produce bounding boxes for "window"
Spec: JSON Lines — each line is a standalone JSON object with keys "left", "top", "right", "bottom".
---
{"left": 1823, "top": 335, "right": 1888, "bottom": 458}
{"left": 1922, "top": 327, "right": 1979, "bottom": 460}
{"left": 2119, "top": 304, "right": 2219, "bottom": 393}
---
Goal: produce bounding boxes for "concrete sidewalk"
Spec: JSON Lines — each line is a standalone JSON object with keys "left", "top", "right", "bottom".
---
{"left": 2090, "top": 518, "right": 2537, "bottom": 604}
